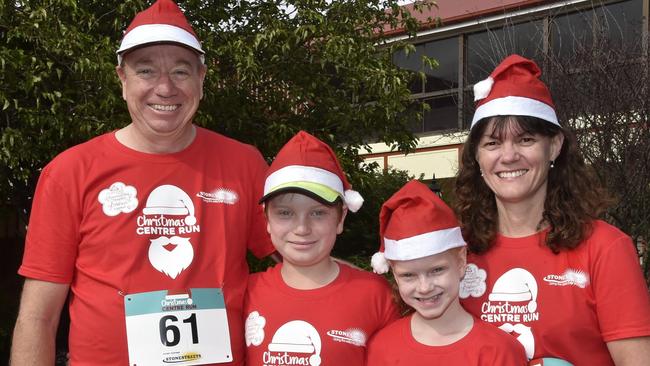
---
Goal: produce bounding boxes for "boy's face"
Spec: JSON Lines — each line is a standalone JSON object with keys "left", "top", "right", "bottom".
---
{"left": 392, "top": 247, "right": 467, "bottom": 320}
{"left": 265, "top": 193, "right": 347, "bottom": 268}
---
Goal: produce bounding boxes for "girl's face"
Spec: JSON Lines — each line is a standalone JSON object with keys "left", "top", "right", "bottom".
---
{"left": 392, "top": 248, "right": 467, "bottom": 320}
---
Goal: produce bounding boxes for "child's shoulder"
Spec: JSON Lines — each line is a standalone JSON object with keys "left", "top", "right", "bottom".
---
{"left": 470, "top": 319, "right": 521, "bottom": 347}
{"left": 468, "top": 319, "right": 528, "bottom": 363}
{"left": 369, "top": 315, "right": 409, "bottom": 344}
{"left": 340, "top": 263, "right": 393, "bottom": 288}
{"left": 247, "top": 264, "right": 281, "bottom": 288}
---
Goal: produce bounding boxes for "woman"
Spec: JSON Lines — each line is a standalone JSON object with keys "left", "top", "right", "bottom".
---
{"left": 456, "top": 54, "right": 650, "bottom": 365}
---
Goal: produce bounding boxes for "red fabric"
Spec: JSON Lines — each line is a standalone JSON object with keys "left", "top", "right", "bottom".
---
{"left": 366, "top": 314, "right": 527, "bottom": 365}
{"left": 264, "top": 130, "right": 352, "bottom": 190}
{"left": 124, "top": 0, "right": 197, "bottom": 37}
{"left": 460, "top": 220, "right": 650, "bottom": 365}
{"left": 244, "top": 263, "right": 399, "bottom": 366}
{"left": 380, "top": 180, "right": 459, "bottom": 244}
{"left": 477, "top": 54, "right": 554, "bottom": 109}
{"left": 19, "top": 127, "right": 274, "bottom": 365}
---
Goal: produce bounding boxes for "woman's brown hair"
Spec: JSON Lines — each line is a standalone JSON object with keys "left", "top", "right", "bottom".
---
{"left": 454, "top": 115, "right": 612, "bottom": 254}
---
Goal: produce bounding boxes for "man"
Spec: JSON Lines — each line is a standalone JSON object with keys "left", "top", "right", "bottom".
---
{"left": 10, "top": 0, "right": 275, "bottom": 364}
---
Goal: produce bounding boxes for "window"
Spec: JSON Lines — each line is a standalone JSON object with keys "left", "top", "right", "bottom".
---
{"left": 595, "top": 0, "right": 644, "bottom": 52}
{"left": 422, "top": 37, "right": 459, "bottom": 93}
{"left": 467, "top": 21, "right": 544, "bottom": 85}
{"left": 550, "top": 9, "right": 594, "bottom": 60}
{"left": 550, "top": 0, "right": 643, "bottom": 59}
{"left": 390, "top": 0, "right": 647, "bottom": 135}
{"left": 423, "top": 95, "right": 458, "bottom": 132}
{"left": 392, "top": 36, "right": 458, "bottom": 94}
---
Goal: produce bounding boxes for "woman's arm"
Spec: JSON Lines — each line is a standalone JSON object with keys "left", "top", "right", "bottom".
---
{"left": 607, "top": 337, "right": 650, "bottom": 366}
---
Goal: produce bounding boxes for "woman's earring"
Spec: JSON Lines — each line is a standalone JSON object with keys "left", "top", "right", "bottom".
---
{"left": 480, "top": 169, "right": 484, "bottom": 177}
{"left": 550, "top": 160, "right": 555, "bottom": 168}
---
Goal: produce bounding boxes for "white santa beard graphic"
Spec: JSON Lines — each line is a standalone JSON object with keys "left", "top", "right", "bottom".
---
{"left": 148, "top": 236, "right": 194, "bottom": 279}
{"left": 500, "top": 322, "right": 535, "bottom": 359}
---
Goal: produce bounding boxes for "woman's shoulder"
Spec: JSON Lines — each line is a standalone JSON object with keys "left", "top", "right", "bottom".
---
{"left": 581, "top": 219, "right": 632, "bottom": 250}
{"left": 589, "top": 219, "right": 628, "bottom": 237}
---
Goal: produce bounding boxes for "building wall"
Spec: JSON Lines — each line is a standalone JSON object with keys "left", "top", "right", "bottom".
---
{"left": 361, "top": 0, "right": 648, "bottom": 180}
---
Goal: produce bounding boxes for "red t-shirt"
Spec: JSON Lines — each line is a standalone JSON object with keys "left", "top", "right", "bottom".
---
{"left": 19, "top": 127, "right": 275, "bottom": 365}
{"left": 459, "top": 220, "right": 650, "bottom": 364}
{"left": 244, "top": 263, "right": 399, "bottom": 366}
{"left": 366, "top": 314, "right": 527, "bottom": 365}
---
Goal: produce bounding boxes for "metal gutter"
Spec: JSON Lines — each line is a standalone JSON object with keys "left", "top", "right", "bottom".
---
{"left": 382, "top": 0, "right": 590, "bottom": 44}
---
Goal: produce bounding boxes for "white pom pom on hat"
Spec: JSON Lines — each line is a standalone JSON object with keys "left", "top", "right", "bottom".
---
{"left": 371, "top": 252, "right": 390, "bottom": 275}
{"left": 371, "top": 180, "right": 465, "bottom": 274}
{"left": 473, "top": 76, "right": 494, "bottom": 101}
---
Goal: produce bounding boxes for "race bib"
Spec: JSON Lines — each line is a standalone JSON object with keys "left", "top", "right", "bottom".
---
{"left": 125, "top": 288, "right": 232, "bottom": 365}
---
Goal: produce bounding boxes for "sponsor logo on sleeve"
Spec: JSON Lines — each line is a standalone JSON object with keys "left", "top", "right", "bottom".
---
{"left": 543, "top": 269, "right": 589, "bottom": 288}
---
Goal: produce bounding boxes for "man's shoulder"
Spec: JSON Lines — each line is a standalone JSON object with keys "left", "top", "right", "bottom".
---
{"left": 198, "top": 127, "right": 262, "bottom": 157}
{"left": 45, "top": 132, "right": 113, "bottom": 169}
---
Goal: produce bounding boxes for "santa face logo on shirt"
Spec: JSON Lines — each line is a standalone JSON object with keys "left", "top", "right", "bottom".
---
{"left": 148, "top": 236, "right": 194, "bottom": 279}
{"left": 136, "top": 184, "right": 201, "bottom": 279}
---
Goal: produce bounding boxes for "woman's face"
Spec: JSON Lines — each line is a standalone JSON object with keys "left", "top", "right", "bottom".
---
{"left": 475, "top": 117, "right": 563, "bottom": 206}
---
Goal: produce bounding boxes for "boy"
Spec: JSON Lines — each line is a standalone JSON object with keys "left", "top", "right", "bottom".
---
{"left": 244, "top": 131, "right": 399, "bottom": 366}
{"left": 367, "top": 180, "right": 527, "bottom": 365}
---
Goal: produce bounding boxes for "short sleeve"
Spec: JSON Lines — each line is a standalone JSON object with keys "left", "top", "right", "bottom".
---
{"left": 375, "top": 276, "right": 400, "bottom": 328}
{"left": 245, "top": 146, "right": 275, "bottom": 259}
{"left": 18, "top": 163, "right": 80, "bottom": 283}
{"left": 592, "top": 234, "right": 650, "bottom": 341}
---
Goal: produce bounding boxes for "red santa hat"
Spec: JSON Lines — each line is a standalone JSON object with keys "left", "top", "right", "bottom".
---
{"left": 371, "top": 180, "right": 465, "bottom": 274}
{"left": 116, "top": 0, "right": 204, "bottom": 64}
{"left": 471, "top": 54, "right": 558, "bottom": 128}
{"left": 260, "top": 131, "right": 364, "bottom": 213}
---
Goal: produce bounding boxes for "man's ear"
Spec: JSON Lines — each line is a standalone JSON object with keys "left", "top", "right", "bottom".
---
{"left": 198, "top": 63, "right": 207, "bottom": 100}
{"left": 116, "top": 65, "right": 127, "bottom": 101}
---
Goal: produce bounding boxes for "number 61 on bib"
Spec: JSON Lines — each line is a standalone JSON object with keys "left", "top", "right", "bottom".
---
{"left": 125, "top": 288, "right": 232, "bottom": 365}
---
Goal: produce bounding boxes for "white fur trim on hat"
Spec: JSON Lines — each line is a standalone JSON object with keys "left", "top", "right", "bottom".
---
{"left": 264, "top": 165, "right": 344, "bottom": 197}
{"left": 473, "top": 76, "right": 494, "bottom": 101}
{"left": 344, "top": 189, "right": 363, "bottom": 213}
{"left": 371, "top": 252, "right": 390, "bottom": 274}
{"left": 116, "top": 23, "right": 203, "bottom": 64}
{"left": 383, "top": 227, "right": 465, "bottom": 261}
{"left": 471, "top": 96, "right": 559, "bottom": 128}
